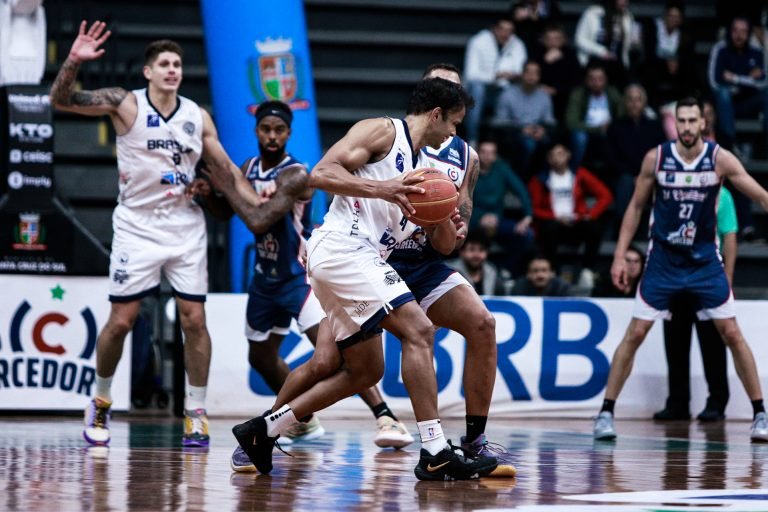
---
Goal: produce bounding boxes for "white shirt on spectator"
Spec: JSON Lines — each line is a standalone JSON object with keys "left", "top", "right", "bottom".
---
{"left": 549, "top": 170, "right": 575, "bottom": 220}
{"left": 0, "top": 0, "right": 46, "bottom": 86}
{"left": 464, "top": 28, "right": 527, "bottom": 85}
{"left": 585, "top": 93, "right": 611, "bottom": 127}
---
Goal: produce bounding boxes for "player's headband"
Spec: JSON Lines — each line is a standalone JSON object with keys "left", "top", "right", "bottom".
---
{"left": 256, "top": 106, "right": 293, "bottom": 127}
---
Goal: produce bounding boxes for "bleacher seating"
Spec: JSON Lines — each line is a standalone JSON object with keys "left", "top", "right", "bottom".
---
{"left": 46, "top": 0, "right": 768, "bottom": 295}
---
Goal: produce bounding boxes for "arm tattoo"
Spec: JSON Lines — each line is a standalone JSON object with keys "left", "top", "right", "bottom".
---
{"left": 458, "top": 155, "right": 480, "bottom": 224}
{"left": 51, "top": 58, "right": 127, "bottom": 108}
{"left": 71, "top": 87, "right": 128, "bottom": 107}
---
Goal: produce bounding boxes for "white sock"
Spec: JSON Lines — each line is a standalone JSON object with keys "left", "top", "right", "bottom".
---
{"left": 417, "top": 419, "right": 447, "bottom": 456}
{"left": 95, "top": 375, "right": 113, "bottom": 402}
{"left": 185, "top": 385, "right": 207, "bottom": 411}
{"left": 265, "top": 404, "right": 298, "bottom": 437}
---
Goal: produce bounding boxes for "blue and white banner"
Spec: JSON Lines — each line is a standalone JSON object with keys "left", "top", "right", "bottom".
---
{"left": 205, "top": 295, "right": 768, "bottom": 419}
{"left": 0, "top": 276, "right": 131, "bottom": 410}
{"left": 200, "top": 0, "right": 326, "bottom": 292}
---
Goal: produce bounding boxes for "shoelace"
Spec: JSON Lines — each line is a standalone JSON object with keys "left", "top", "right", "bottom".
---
{"left": 477, "top": 440, "right": 510, "bottom": 458}
{"left": 93, "top": 406, "right": 108, "bottom": 429}
{"left": 190, "top": 416, "right": 205, "bottom": 435}
{"left": 274, "top": 438, "right": 293, "bottom": 458}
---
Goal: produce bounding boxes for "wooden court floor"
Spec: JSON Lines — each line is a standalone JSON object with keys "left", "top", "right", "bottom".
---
{"left": 0, "top": 415, "right": 767, "bottom": 511}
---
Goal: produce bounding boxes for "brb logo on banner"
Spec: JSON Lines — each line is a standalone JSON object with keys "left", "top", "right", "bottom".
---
{"left": 247, "top": 37, "right": 311, "bottom": 113}
{"left": 0, "top": 284, "right": 98, "bottom": 396}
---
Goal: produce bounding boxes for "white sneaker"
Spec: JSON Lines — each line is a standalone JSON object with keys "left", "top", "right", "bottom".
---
{"left": 283, "top": 415, "right": 325, "bottom": 443}
{"left": 374, "top": 416, "right": 414, "bottom": 449}
{"left": 751, "top": 412, "right": 768, "bottom": 442}
{"left": 83, "top": 398, "right": 112, "bottom": 445}
{"left": 593, "top": 411, "right": 617, "bottom": 440}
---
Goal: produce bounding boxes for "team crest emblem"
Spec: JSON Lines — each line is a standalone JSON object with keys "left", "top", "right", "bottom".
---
{"left": 247, "top": 37, "right": 310, "bottom": 114}
{"left": 13, "top": 212, "right": 47, "bottom": 251}
{"left": 147, "top": 113, "right": 160, "bottom": 127}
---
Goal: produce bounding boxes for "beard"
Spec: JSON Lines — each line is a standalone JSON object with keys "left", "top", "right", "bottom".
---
{"left": 678, "top": 132, "right": 700, "bottom": 149}
{"left": 259, "top": 142, "right": 285, "bottom": 161}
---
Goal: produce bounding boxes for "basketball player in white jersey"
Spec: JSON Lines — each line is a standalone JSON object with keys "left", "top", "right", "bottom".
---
{"left": 231, "top": 78, "right": 499, "bottom": 480}
{"left": 51, "top": 21, "right": 241, "bottom": 447}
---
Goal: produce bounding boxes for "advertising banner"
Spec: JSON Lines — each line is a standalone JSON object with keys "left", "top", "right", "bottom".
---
{"left": 205, "top": 295, "right": 768, "bottom": 419}
{"left": 200, "top": 1, "right": 327, "bottom": 292}
{"left": 0, "top": 276, "right": 130, "bottom": 410}
{"left": 2, "top": 85, "right": 54, "bottom": 206}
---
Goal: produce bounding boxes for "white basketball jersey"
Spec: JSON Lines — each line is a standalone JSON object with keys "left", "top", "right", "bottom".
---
{"left": 315, "top": 118, "right": 420, "bottom": 259}
{"left": 116, "top": 88, "right": 203, "bottom": 209}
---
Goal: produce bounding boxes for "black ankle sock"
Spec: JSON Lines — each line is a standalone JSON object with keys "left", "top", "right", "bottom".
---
{"left": 752, "top": 399, "right": 765, "bottom": 418}
{"left": 466, "top": 415, "right": 487, "bottom": 442}
{"left": 371, "top": 402, "right": 397, "bottom": 421}
{"left": 601, "top": 399, "right": 615, "bottom": 415}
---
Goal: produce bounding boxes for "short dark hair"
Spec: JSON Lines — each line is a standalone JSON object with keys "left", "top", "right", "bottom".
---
{"left": 585, "top": 60, "right": 606, "bottom": 75}
{"left": 463, "top": 230, "right": 490, "bottom": 250}
{"left": 422, "top": 63, "right": 460, "bottom": 79}
{"left": 527, "top": 254, "right": 553, "bottom": 271}
{"left": 406, "top": 78, "right": 475, "bottom": 118}
{"left": 144, "top": 39, "right": 183, "bottom": 66}
{"left": 255, "top": 100, "right": 293, "bottom": 127}
{"left": 675, "top": 96, "right": 703, "bottom": 115}
{"left": 665, "top": 0, "right": 684, "bottom": 14}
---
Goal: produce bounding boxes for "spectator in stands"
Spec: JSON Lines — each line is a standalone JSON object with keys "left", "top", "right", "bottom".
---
{"left": 464, "top": 14, "right": 528, "bottom": 146}
{"left": 566, "top": 62, "right": 623, "bottom": 171}
{"left": 510, "top": 0, "right": 562, "bottom": 49}
{"left": 709, "top": 16, "right": 768, "bottom": 152}
{"left": 448, "top": 231, "right": 513, "bottom": 296}
{"left": 510, "top": 254, "right": 571, "bottom": 296}
{"left": 605, "top": 84, "right": 667, "bottom": 222}
{"left": 471, "top": 139, "right": 534, "bottom": 276}
{"left": 642, "top": 1, "right": 699, "bottom": 131}
{"left": 529, "top": 142, "right": 613, "bottom": 289}
{"left": 494, "top": 60, "right": 556, "bottom": 177}
{"left": 709, "top": 16, "right": 768, "bottom": 240}
{"left": 654, "top": 187, "right": 739, "bottom": 422}
{"left": 532, "top": 24, "right": 582, "bottom": 121}
{"left": 574, "top": 0, "right": 640, "bottom": 86}
{"left": 0, "top": 0, "right": 46, "bottom": 85}
{"left": 592, "top": 244, "right": 644, "bottom": 297}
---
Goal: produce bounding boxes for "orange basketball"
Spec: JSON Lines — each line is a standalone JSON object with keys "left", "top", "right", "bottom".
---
{"left": 406, "top": 168, "right": 459, "bottom": 227}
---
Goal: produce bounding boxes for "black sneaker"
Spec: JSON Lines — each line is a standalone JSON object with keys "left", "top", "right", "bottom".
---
{"left": 232, "top": 416, "right": 277, "bottom": 474}
{"left": 414, "top": 440, "right": 497, "bottom": 481}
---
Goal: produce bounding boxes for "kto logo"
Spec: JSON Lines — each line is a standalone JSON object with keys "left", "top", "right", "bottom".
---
{"left": 0, "top": 299, "right": 98, "bottom": 395}
{"left": 9, "top": 122, "right": 53, "bottom": 140}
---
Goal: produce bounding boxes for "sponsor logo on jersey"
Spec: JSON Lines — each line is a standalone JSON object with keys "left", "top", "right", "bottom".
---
{"left": 665, "top": 171, "right": 675, "bottom": 183}
{"left": 247, "top": 37, "right": 310, "bottom": 113}
{"left": 666, "top": 221, "right": 697, "bottom": 246}
{"left": 396, "top": 151, "right": 405, "bottom": 172}
{"left": 183, "top": 121, "right": 195, "bottom": 135}
{"left": 160, "top": 171, "right": 191, "bottom": 186}
{"left": 257, "top": 233, "right": 280, "bottom": 262}
{"left": 383, "top": 270, "right": 402, "bottom": 286}
{"left": 147, "top": 113, "right": 160, "bottom": 127}
{"left": 350, "top": 200, "right": 361, "bottom": 237}
{"left": 113, "top": 269, "right": 129, "bottom": 284}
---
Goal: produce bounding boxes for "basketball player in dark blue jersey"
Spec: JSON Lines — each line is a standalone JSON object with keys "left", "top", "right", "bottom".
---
{"left": 593, "top": 97, "right": 768, "bottom": 442}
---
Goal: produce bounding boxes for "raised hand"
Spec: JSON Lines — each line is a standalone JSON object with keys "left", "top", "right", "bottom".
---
{"left": 68, "top": 21, "right": 112, "bottom": 64}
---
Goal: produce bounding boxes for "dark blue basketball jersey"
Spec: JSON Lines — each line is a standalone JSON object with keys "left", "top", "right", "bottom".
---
{"left": 243, "top": 154, "right": 312, "bottom": 283}
{"left": 650, "top": 141, "right": 722, "bottom": 261}
{"left": 389, "top": 136, "right": 470, "bottom": 263}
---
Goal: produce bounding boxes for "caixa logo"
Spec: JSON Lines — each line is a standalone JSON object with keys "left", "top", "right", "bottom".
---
{"left": 0, "top": 300, "right": 98, "bottom": 395}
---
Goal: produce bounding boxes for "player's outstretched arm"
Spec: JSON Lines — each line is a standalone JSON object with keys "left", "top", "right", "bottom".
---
{"left": 719, "top": 149, "right": 768, "bottom": 212}
{"left": 50, "top": 21, "right": 133, "bottom": 125}
{"left": 611, "top": 148, "right": 656, "bottom": 292}
{"left": 454, "top": 147, "right": 479, "bottom": 248}
{"left": 200, "top": 110, "right": 306, "bottom": 234}
{"left": 308, "top": 118, "right": 425, "bottom": 216}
